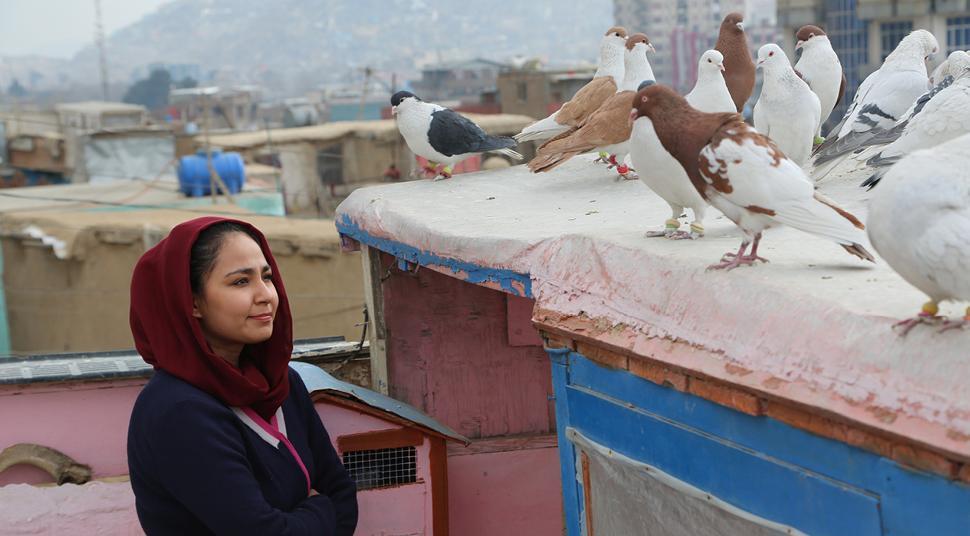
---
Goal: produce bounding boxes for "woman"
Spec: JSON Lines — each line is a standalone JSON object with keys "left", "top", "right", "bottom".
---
{"left": 127, "top": 216, "right": 358, "bottom": 535}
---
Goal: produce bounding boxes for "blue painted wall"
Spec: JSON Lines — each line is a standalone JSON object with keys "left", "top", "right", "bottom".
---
{"left": 550, "top": 350, "right": 970, "bottom": 536}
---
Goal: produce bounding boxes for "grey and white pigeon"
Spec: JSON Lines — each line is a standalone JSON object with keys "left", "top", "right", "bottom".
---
{"left": 866, "top": 132, "right": 970, "bottom": 334}
{"left": 686, "top": 50, "right": 736, "bottom": 114}
{"left": 813, "top": 29, "right": 938, "bottom": 165}
{"left": 753, "top": 44, "right": 821, "bottom": 168}
{"left": 637, "top": 84, "right": 874, "bottom": 270}
{"left": 793, "top": 25, "right": 846, "bottom": 139}
{"left": 514, "top": 27, "right": 628, "bottom": 144}
{"left": 391, "top": 91, "right": 522, "bottom": 180}
{"left": 630, "top": 84, "right": 709, "bottom": 239}
{"left": 860, "top": 75, "right": 970, "bottom": 189}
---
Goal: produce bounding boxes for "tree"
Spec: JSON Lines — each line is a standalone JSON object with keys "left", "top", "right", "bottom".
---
{"left": 122, "top": 69, "right": 172, "bottom": 110}
{"left": 6, "top": 79, "right": 27, "bottom": 98}
{"left": 175, "top": 77, "right": 197, "bottom": 90}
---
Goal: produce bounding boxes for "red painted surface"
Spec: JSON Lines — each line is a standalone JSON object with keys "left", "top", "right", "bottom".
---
{"left": 447, "top": 443, "right": 563, "bottom": 536}
{"left": 381, "top": 252, "right": 555, "bottom": 440}
{"left": 506, "top": 295, "right": 544, "bottom": 347}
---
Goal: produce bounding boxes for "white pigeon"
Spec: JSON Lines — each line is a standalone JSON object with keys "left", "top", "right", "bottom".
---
{"left": 860, "top": 75, "right": 970, "bottom": 189}
{"left": 514, "top": 27, "right": 628, "bottom": 144}
{"left": 793, "top": 25, "right": 845, "bottom": 138}
{"left": 753, "top": 44, "right": 821, "bottom": 168}
{"left": 630, "top": 84, "right": 709, "bottom": 239}
{"left": 813, "top": 29, "right": 938, "bottom": 165}
{"left": 866, "top": 132, "right": 970, "bottom": 334}
{"left": 391, "top": 91, "right": 522, "bottom": 180}
{"left": 636, "top": 84, "right": 873, "bottom": 270}
{"left": 685, "top": 50, "right": 736, "bottom": 114}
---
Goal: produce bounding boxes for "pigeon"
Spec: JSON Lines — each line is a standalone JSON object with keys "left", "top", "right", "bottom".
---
{"left": 793, "top": 24, "right": 846, "bottom": 139}
{"left": 685, "top": 50, "right": 736, "bottom": 114}
{"left": 635, "top": 84, "right": 874, "bottom": 270}
{"left": 715, "top": 12, "right": 756, "bottom": 113}
{"left": 528, "top": 33, "right": 656, "bottom": 179}
{"left": 390, "top": 91, "right": 522, "bottom": 180}
{"left": 630, "top": 83, "right": 710, "bottom": 239}
{"left": 866, "top": 132, "right": 970, "bottom": 334}
{"left": 813, "top": 29, "right": 939, "bottom": 165}
{"left": 753, "top": 44, "right": 822, "bottom": 168}
{"left": 514, "top": 27, "right": 628, "bottom": 144}
{"left": 860, "top": 75, "right": 970, "bottom": 189}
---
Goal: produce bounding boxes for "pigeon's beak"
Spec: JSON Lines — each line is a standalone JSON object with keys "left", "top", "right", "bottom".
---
{"left": 736, "top": 22, "right": 744, "bottom": 31}
{"left": 718, "top": 62, "right": 726, "bottom": 72}
{"left": 629, "top": 109, "right": 638, "bottom": 122}
{"left": 646, "top": 43, "right": 656, "bottom": 53}
{"left": 391, "top": 105, "right": 398, "bottom": 116}
{"left": 795, "top": 40, "right": 805, "bottom": 50}
{"left": 756, "top": 59, "right": 765, "bottom": 68}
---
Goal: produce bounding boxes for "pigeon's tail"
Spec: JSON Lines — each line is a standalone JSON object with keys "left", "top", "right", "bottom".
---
{"left": 491, "top": 147, "right": 524, "bottom": 160}
{"left": 772, "top": 193, "right": 876, "bottom": 263}
{"left": 514, "top": 114, "right": 568, "bottom": 143}
{"left": 474, "top": 135, "right": 519, "bottom": 154}
{"left": 860, "top": 168, "right": 888, "bottom": 190}
{"left": 527, "top": 150, "right": 585, "bottom": 173}
{"left": 865, "top": 151, "right": 901, "bottom": 168}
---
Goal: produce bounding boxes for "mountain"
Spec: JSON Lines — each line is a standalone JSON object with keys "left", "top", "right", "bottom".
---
{"left": 61, "top": 0, "right": 614, "bottom": 97}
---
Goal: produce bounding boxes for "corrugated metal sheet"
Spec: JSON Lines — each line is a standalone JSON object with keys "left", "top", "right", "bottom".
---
{"left": 290, "top": 360, "right": 469, "bottom": 444}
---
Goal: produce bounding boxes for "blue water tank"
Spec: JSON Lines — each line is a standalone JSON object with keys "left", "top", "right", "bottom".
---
{"left": 178, "top": 149, "right": 246, "bottom": 197}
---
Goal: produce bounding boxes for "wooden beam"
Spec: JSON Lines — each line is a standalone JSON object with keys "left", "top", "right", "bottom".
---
{"left": 337, "top": 427, "right": 423, "bottom": 452}
{"left": 360, "top": 245, "right": 389, "bottom": 394}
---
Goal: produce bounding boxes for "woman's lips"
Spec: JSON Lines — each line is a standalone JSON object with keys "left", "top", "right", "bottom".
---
{"left": 249, "top": 313, "right": 273, "bottom": 322}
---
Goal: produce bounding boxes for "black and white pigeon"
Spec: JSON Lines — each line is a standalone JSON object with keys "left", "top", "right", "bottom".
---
{"left": 866, "top": 132, "right": 970, "bottom": 334}
{"left": 391, "top": 91, "right": 522, "bottom": 180}
{"left": 860, "top": 74, "right": 970, "bottom": 189}
{"left": 813, "top": 29, "right": 938, "bottom": 166}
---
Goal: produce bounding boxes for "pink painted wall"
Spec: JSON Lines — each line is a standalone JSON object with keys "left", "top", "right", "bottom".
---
{"left": 314, "top": 402, "right": 435, "bottom": 536}
{"left": 381, "top": 252, "right": 556, "bottom": 440}
{"left": 447, "top": 445, "right": 563, "bottom": 536}
{"left": 0, "top": 480, "right": 142, "bottom": 535}
{"left": 0, "top": 380, "right": 145, "bottom": 485}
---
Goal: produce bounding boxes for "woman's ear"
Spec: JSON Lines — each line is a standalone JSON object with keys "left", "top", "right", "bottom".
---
{"left": 192, "top": 295, "right": 203, "bottom": 319}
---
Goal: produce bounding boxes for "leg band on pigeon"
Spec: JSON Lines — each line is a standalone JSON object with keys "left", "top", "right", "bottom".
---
{"left": 617, "top": 164, "right": 630, "bottom": 175}
{"left": 689, "top": 222, "right": 704, "bottom": 235}
{"left": 920, "top": 301, "right": 939, "bottom": 317}
{"left": 598, "top": 151, "right": 609, "bottom": 160}
{"left": 664, "top": 219, "right": 680, "bottom": 230}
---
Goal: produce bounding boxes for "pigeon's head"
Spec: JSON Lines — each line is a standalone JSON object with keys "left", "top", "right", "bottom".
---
{"left": 603, "top": 26, "right": 628, "bottom": 48}
{"left": 698, "top": 49, "right": 726, "bottom": 73}
{"left": 756, "top": 44, "right": 788, "bottom": 70}
{"left": 720, "top": 12, "right": 745, "bottom": 34}
{"left": 891, "top": 29, "right": 939, "bottom": 62}
{"left": 625, "top": 33, "right": 656, "bottom": 55}
{"left": 948, "top": 50, "right": 970, "bottom": 80}
{"left": 630, "top": 83, "right": 683, "bottom": 123}
{"left": 390, "top": 91, "right": 420, "bottom": 116}
{"left": 795, "top": 25, "right": 827, "bottom": 50}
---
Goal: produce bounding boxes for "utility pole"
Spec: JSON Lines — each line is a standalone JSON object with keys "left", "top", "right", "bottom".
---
{"left": 357, "top": 67, "right": 373, "bottom": 120}
{"left": 93, "top": 0, "right": 110, "bottom": 100}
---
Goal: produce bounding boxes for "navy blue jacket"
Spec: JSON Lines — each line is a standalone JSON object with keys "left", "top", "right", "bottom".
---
{"left": 128, "top": 368, "right": 358, "bottom": 535}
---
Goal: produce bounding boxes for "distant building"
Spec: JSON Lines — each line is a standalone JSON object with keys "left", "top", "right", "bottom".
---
{"left": 613, "top": 0, "right": 779, "bottom": 95}
{"left": 776, "top": 0, "right": 970, "bottom": 128}
{"left": 411, "top": 58, "right": 510, "bottom": 103}
{"left": 169, "top": 86, "right": 262, "bottom": 130}
{"left": 497, "top": 66, "right": 597, "bottom": 119}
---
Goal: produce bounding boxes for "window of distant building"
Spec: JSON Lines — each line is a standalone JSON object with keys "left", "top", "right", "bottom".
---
{"left": 824, "top": 0, "right": 869, "bottom": 129}
{"left": 880, "top": 21, "right": 913, "bottom": 61}
{"left": 517, "top": 82, "right": 528, "bottom": 102}
{"left": 947, "top": 16, "right": 970, "bottom": 53}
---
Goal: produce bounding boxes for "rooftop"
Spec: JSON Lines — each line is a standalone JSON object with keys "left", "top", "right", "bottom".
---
{"left": 335, "top": 155, "right": 970, "bottom": 461}
{"left": 54, "top": 101, "right": 147, "bottom": 115}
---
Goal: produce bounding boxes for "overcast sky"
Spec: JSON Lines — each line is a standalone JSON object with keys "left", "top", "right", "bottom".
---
{"left": 0, "top": 0, "right": 172, "bottom": 58}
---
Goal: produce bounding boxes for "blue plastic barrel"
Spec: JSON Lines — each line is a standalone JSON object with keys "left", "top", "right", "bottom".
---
{"left": 178, "top": 149, "right": 246, "bottom": 197}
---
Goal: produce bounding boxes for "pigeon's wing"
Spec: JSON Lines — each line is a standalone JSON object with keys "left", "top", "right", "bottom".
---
{"left": 556, "top": 76, "right": 618, "bottom": 127}
{"left": 752, "top": 98, "right": 769, "bottom": 136}
{"left": 536, "top": 92, "right": 634, "bottom": 154}
{"left": 428, "top": 108, "right": 511, "bottom": 156}
{"left": 873, "top": 81, "right": 970, "bottom": 161}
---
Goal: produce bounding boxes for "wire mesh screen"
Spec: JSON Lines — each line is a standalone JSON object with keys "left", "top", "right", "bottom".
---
{"left": 342, "top": 446, "right": 417, "bottom": 490}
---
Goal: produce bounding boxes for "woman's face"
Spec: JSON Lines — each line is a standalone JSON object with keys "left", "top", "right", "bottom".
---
{"left": 192, "top": 232, "right": 279, "bottom": 363}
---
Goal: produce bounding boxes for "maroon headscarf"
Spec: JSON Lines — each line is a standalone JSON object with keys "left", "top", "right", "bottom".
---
{"left": 130, "top": 216, "right": 293, "bottom": 420}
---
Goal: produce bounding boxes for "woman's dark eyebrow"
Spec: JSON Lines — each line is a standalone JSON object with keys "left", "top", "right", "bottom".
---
{"left": 223, "top": 265, "right": 271, "bottom": 278}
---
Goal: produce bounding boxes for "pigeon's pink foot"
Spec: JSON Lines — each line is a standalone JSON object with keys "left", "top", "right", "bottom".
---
{"left": 740, "top": 253, "right": 770, "bottom": 264}
{"left": 893, "top": 301, "right": 944, "bottom": 336}
{"left": 432, "top": 166, "right": 454, "bottom": 182}
{"left": 939, "top": 307, "right": 970, "bottom": 333}
{"left": 707, "top": 254, "right": 759, "bottom": 271}
{"left": 423, "top": 163, "right": 440, "bottom": 177}
{"left": 667, "top": 230, "right": 694, "bottom": 240}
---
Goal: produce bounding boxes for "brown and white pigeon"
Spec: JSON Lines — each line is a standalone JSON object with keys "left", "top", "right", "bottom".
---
{"left": 635, "top": 84, "right": 874, "bottom": 270}
{"left": 793, "top": 24, "right": 846, "bottom": 139}
{"left": 514, "top": 27, "right": 628, "bottom": 144}
{"left": 528, "top": 33, "right": 655, "bottom": 179}
{"left": 715, "top": 12, "right": 755, "bottom": 113}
